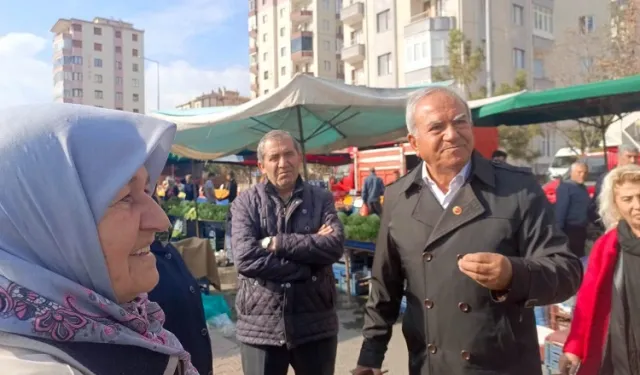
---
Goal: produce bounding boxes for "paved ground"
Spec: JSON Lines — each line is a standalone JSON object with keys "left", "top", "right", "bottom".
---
{"left": 210, "top": 296, "right": 408, "bottom": 375}
{"left": 213, "top": 266, "right": 408, "bottom": 375}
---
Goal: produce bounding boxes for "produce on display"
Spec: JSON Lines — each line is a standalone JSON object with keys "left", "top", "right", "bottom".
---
{"left": 214, "top": 188, "right": 230, "bottom": 200}
{"left": 338, "top": 212, "right": 380, "bottom": 243}
{"left": 162, "top": 197, "right": 229, "bottom": 221}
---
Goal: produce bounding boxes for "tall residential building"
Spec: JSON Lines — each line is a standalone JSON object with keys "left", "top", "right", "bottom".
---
{"left": 248, "top": 0, "right": 344, "bottom": 98}
{"left": 339, "top": 0, "right": 608, "bottom": 92}
{"left": 176, "top": 88, "right": 251, "bottom": 109}
{"left": 51, "top": 17, "right": 145, "bottom": 113}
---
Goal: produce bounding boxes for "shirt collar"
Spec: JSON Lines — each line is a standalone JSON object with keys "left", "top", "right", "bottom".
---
{"left": 422, "top": 160, "right": 472, "bottom": 190}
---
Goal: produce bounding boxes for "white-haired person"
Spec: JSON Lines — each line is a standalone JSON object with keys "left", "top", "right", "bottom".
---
{"left": 561, "top": 164, "right": 640, "bottom": 375}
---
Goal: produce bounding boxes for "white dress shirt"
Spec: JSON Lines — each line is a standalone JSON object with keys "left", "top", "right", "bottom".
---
{"left": 422, "top": 161, "right": 472, "bottom": 208}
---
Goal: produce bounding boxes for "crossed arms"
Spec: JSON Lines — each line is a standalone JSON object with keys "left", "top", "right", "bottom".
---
{"left": 230, "top": 190, "right": 344, "bottom": 281}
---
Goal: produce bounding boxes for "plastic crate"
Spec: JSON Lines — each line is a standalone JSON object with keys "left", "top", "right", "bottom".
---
{"left": 543, "top": 330, "right": 568, "bottom": 374}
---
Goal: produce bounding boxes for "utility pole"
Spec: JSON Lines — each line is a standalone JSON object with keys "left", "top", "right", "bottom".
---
{"left": 485, "top": 0, "right": 493, "bottom": 97}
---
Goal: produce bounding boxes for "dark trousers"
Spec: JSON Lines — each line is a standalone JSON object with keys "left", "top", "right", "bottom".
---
{"left": 565, "top": 223, "right": 587, "bottom": 258}
{"left": 367, "top": 201, "right": 383, "bottom": 216}
{"left": 240, "top": 336, "right": 338, "bottom": 375}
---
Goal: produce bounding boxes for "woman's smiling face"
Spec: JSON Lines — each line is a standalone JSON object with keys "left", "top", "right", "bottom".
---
{"left": 97, "top": 166, "right": 170, "bottom": 303}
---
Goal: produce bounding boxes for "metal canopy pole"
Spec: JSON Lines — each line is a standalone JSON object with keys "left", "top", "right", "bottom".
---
{"left": 296, "top": 106, "right": 309, "bottom": 180}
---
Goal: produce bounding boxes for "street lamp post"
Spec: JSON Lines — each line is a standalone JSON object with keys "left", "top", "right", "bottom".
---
{"left": 144, "top": 58, "right": 160, "bottom": 111}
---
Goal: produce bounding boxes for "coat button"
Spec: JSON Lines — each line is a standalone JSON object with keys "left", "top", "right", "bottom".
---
{"left": 189, "top": 286, "right": 196, "bottom": 294}
{"left": 305, "top": 225, "right": 310, "bottom": 231}
{"left": 200, "top": 328, "right": 208, "bottom": 336}
{"left": 458, "top": 302, "right": 471, "bottom": 313}
{"left": 461, "top": 350, "right": 471, "bottom": 361}
{"left": 302, "top": 209, "right": 307, "bottom": 214}
{"left": 424, "top": 299, "right": 434, "bottom": 309}
{"left": 423, "top": 253, "right": 433, "bottom": 262}
{"left": 164, "top": 253, "right": 172, "bottom": 260}
{"left": 285, "top": 283, "right": 291, "bottom": 288}
{"left": 312, "top": 276, "right": 317, "bottom": 281}
{"left": 427, "top": 344, "right": 437, "bottom": 354}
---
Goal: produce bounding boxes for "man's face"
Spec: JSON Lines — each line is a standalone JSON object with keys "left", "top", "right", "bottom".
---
{"left": 407, "top": 92, "right": 474, "bottom": 172}
{"left": 258, "top": 136, "right": 301, "bottom": 191}
{"left": 570, "top": 164, "right": 588, "bottom": 184}
{"left": 619, "top": 151, "right": 639, "bottom": 166}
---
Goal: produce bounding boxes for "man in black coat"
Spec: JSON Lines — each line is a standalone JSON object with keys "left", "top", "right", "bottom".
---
{"left": 231, "top": 130, "right": 344, "bottom": 375}
{"left": 353, "top": 87, "right": 583, "bottom": 375}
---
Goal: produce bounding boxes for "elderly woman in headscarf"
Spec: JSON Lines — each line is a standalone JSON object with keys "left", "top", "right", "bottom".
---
{"left": 560, "top": 164, "right": 640, "bottom": 375}
{"left": 0, "top": 104, "right": 199, "bottom": 375}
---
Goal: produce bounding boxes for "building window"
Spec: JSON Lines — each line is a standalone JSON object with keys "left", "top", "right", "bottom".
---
{"left": 133, "top": 78, "right": 140, "bottom": 87}
{"left": 72, "top": 89, "right": 83, "bottom": 97}
{"left": 94, "top": 58, "right": 102, "bottom": 67}
{"left": 280, "top": 8, "right": 285, "bottom": 18}
{"left": 264, "top": 89, "right": 269, "bottom": 95}
{"left": 115, "top": 92, "right": 123, "bottom": 101}
{"left": 280, "top": 27, "right": 285, "bottom": 37}
{"left": 132, "top": 33, "right": 138, "bottom": 42}
{"left": 115, "top": 107, "right": 123, "bottom": 110}
{"left": 72, "top": 40, "right": 82, "bottom": 48}
{"left": 280, "top": 47, "right": 286, "bottom": 56}
{"left": 132, "top": 49, "right": 139, "bottom": 57}
{"left": 94, "top": 43, "right": 102, "bottom": 51}
{"left": 72, "top": 72, "right": 82, "bottom": 81}
{"left": 323, "top": 40, "right": 331, "bottom": 50}
{"left": 377, "top": 53, "right": 392, "bottom": 76}
{"left": 115, "top": 46, "right": 122, "bottom": 54}
{"left": 116, "top": 61, "right": 122, "bottom": 70}
{"left": 94, "top": 27, "right": 102, "bottom": 36}
{"left": 94, "top": 74, "right": 103, "bottom": 83}
{"left": 324, "top": 60, "right": 331, "bottom": 71}
{"left": 94, "top": 90, "right": 104, "bottom": 99}
{"left": 513, "top": 48, "right": 525, "bottom": 69}
{"left": 533, "top": 59, "right": 545, "bottom": 79}
{"left": 133, "top": 94, "right": 139, "bottom": 102}
{"left": 512, "top": 5, "right": 524, "bottom": 26}
{"left": 115, "top": 30, "right": 121, "bottom": 38}
{"left": 263, "top": 71, "right": 269, "bottom": 79}
{"left": 322, "top": 19, "right": 330, "bottom": 31}
{"left": 262, "top": 15, "right": 267, "bottom": 24}
{"left": 263, "top": 52, "right": 268, "bottom": 61}
{"left": 533, "top": 5, "right": 553, "bottom": 35}
{"left": 133, "top": 63, "right": 139, "bottom": 72}
{"left": 376, "top": 10, "right": 390, "bottom": 33}
{"left": 133, "top": 109, "right": 139, "bottom": 113}
{"left": 72, "top": 24, "right": 82, "bottom": 32}
{"left": 262, "top": 34, "right": 267, "bottom": 42}
{"left": 579, "top": 15, "right": 595, "bottom": 34}
{"left": 115, "top": 77, "right": 123, "bottom": 85}
{"left": 281, "top": 66, "right": 286, "bottom": 76}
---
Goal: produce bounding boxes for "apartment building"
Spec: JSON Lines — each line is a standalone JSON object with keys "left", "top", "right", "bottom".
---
{"left": 176, "top": 88, "right": 250, "bottom": 109}
{"left": 51, "top": 17, "right": 145, "bottom": 113}
{"left": 249, "top": 0, "right": 344, "bottom": 98}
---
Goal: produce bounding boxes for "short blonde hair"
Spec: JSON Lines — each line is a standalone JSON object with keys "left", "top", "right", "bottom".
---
{"left": 598, "top": 164, "right": 640, "bottom": 230}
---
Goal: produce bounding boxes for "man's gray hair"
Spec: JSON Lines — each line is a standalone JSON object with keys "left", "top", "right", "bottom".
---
{"left": 256, "top": 130, "right": 303, "bottom": 161}
{"left": 618, "top": 143, "right": 639, "bottom": 154}
{"left": 405, "top": 86, "right": 471, "bottom": 135}
{"left": 570, "top": 161, "right": 588, "bottom": 171}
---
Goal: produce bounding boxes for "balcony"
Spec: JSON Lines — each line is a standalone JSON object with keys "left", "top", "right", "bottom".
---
{"left": 292, "top": 50, "right": 314, "bottom": 63}
{"left": 250, "top": 63, "right": 258, "bottom": 75}
{"left": 249, "top": 27, "right": 257, "bottom": 38}
{"left": 251, "top": 82, "right": 258, "bottom": 93}
{"left": 291, "top": 31, "right": 313, "bottom": 62}
{"left": 340, "top": 2, "right": 364, "bottom": 25}
{"left": 249, "top": 45, "right": 258, "bottom": 54}
{"left": 291, "top": 9, "right": 313, "bottom": 23}
{"left": 341, "top": 43, "right": 365, "bottom": 64}
{"left": 404, "top": 16, "right": 456, "bottom": 36}
{"left": 249, "top": 9, "right": 257, "bottom": 17}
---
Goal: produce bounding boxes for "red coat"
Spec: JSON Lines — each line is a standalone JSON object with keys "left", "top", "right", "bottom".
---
{"left": 563, "top": 229, "right": 619, "bottom": 375}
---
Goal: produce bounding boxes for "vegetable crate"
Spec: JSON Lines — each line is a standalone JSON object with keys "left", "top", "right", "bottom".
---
{"left": 543, "top": 329, "right": 568, "bottom": 375}
{"left": 332, "top": 262, "right": 369, "bottom": 296}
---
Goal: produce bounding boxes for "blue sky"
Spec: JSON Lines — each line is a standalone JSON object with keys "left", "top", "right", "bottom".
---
{"left": 0, "top": 0, "right": 251, "bottom": 110}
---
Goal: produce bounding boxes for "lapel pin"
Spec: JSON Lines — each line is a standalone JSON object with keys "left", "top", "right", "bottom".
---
{"left": 452, "top": 206, "right": 462, "bottom": 215}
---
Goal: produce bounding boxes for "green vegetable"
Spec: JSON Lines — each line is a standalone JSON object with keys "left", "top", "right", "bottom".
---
{"left": 162, "top": 200, "right": 229, "bottom": 222}
{"left": 337, "top": 212, "right": 348, "bottom": 224}
{"left": 343, "top": 212, "right": 380, "bottom": 243}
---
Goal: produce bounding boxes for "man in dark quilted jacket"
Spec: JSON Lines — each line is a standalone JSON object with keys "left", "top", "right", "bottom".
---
{"left": 231, "top": 130, "right": 345, "bottom": 375}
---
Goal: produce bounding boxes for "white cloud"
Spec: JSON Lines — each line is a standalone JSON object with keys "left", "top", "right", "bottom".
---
{"left": 130, "top": 0, "right": 238, "bottom": 57}
{"left": 145, "top": 60, "right": 249, "bottom": 111}
{"left": 0, "top": 33, "right": 52, "bottom": 108}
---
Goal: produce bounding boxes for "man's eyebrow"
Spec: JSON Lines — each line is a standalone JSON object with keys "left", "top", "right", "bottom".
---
{"left": 453, "top": 113, "right": 467, "bottom": 121}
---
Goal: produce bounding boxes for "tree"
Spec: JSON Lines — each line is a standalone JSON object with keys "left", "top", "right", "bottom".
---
{"left": 432, "top": 29, "right": 485, "bottom": 97}
{"left": 547, "top": 0, "right": 640, "bottom": 152}
{"left": 492, "top": 71, "right": 543, "bottom": 163}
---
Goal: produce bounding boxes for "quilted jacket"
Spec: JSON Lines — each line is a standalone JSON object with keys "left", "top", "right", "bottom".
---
{"left": 230, "top": 178, "right": 344, "bottom": 347}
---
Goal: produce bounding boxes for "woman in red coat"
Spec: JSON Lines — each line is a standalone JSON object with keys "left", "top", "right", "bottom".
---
{"left": 560, "top": 164, "right": 640, "bottom": 375}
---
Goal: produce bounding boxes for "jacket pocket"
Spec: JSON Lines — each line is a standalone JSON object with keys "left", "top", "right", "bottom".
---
{"left": 238, "top": 279, "right": 283, "bottom": 317}
{"left": 465, "top": 308, "right": 518, "bottom": 370}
